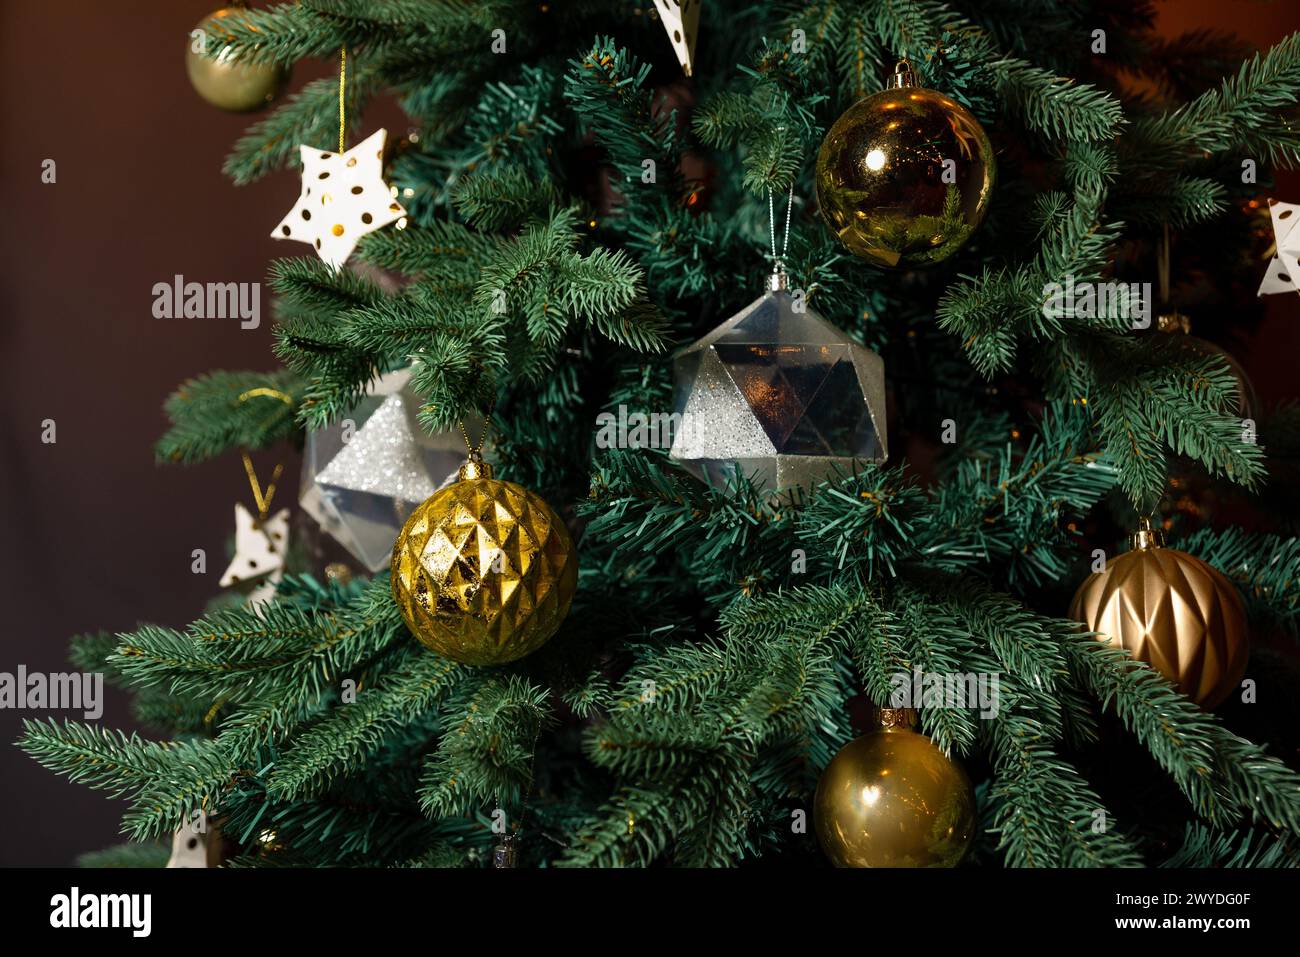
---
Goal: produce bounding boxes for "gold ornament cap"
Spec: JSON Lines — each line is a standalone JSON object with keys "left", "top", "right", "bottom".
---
{"left": 1157, "top": 312, "right": 1191, "bottom": 334}
{"left": 458, "top": 451, "right": 493, "bottom": 481}
{"left": 873, "top": 706, "right": 919, "bottom": 730}
{"left": 890, "top": 59, "right": 918, "bottom": 88}
{"left": 1131, "top": 516, "right": 1165, "bottom": 550}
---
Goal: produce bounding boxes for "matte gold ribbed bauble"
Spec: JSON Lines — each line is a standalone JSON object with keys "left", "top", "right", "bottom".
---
{"left": 815, "top": 61, "right": 995, "bottom": 269}
{"left": 1069, "top": 520, "right": 1248, "bottom": 708}
{"left": 814, "top": 709, "right": 976, "bottom": 868}
{"left": 185, "top": 7, "right": 289, "bottom": 112}
{"left": 390, "top": 454, "right": 577, "bottom": 666}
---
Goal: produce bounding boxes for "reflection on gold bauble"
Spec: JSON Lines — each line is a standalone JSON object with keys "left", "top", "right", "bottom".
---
{"left": 815, "top": 61, "right": 995, "bottom": 269}
{"left": 814, "top": 708, "right": 976, "bottom": 868}
{"left": 1069, "top": 519, "right": 1248, "bottom": 708}
{"left": 186, "top": 7, "right": 289, "bottom": 112}
{"left": 390, "top": 454, "right": 577, "bottom": 665}
{"left": 1157, "top": 313, "right": 1258, "bottom": 420}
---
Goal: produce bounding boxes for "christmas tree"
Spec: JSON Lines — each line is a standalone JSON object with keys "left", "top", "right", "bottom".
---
{"left": 20, "top": 0, "right": 1300, "bottom": 868}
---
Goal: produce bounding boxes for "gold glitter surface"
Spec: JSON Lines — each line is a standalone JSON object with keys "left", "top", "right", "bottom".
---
{"left": 391, "top": 476, "right": 577, "bottom": 666}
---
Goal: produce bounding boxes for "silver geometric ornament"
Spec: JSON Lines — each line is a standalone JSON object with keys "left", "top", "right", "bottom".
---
{"left": 299, "top": 368, "right": 480, "bottom": 572}
{"left": 668, "top": 272, "right": 887, "bottom": 496}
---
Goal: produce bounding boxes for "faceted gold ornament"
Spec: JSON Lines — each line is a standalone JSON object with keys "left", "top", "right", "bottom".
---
{"left": 815, "top": 61, "right": 995, "bottom": 269}
{"left": 814, "top": 709, "right": 976, "bottom": 868}
{"left": 391, "top": 454, "right": 578, "bottom": 665}
{"left": 1069, "top": 519, "right": 1248, "bottom": 708}
{"left": 185, "top": 8, "right": 289, "bottom": 112}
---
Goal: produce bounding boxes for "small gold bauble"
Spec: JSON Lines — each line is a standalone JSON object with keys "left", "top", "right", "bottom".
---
{"left": 1156, "top": 313, "right": 1258, "bottom": 420}
{"left": 185, "top": 8, "right": 289, "bottom": 112}
{"left": 1069, "top": 520, "right": 1248, "bottom": 708}
{"left": 390, "top": 455, "right": 578, "bottom": 666}
{"left": 815, "top": 61, "right": 995, "bottom": 269}
{"left": 814, "top": 709, "right": 976, "bottom": 868}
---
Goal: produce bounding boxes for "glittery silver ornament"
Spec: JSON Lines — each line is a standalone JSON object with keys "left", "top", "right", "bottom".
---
{"left": 668, "top": 272, "right": 888, "bottom": 495}
{"left": 299, "top": 369, "right": 483, "bottom": 572}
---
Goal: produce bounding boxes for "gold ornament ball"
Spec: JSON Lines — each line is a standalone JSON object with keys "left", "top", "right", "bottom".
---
{"left": 391, "top": 455, "right": 577, "bottom": 666}
{"left": 185, "top": 8, "right": 289, "bottom": 112}
{"left": 815, "top": 62, "right": 995, "bottom": 269}
{"left": 1070, "top": 520, "right": 1248, "bottom": 708}
{"left": 814, "top": 711, "right": 976, "bottom": 868}
{"left": 1157, "top": 313, "right": 1258, "bottom": 420}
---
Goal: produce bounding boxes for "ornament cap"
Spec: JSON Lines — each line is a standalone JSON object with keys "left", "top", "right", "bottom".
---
{"left": 1157, "top": 312, "right": 1191, "bottom": 334}
{"left": 492, "top": 834, "right": 518, "bottom": 868}
{"left": 873, "top": 706, "right": 919, "bottom": 731}
{"left": 1131, "top": 517, "right": 1165, "bottom": 550}
{"left": 890, "top": 59, "right": 918, "bottom": 89}
{"left": 459, "top": 452, "right": 493, "bottom": 482}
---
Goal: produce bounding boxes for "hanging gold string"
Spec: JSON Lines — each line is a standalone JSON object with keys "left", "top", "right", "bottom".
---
{"left": 458, "top": 402, "right": 495, "bottom": 455}
{"left": 338, "top": 45, "right": 347, "bottom": 153}
{"left": 241, "top": 451, "right": 284, "bottom": 522}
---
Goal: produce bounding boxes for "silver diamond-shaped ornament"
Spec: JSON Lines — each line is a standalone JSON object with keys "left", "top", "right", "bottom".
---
{"left": 668, "top": 272, "right": 887, "bottom": 496}
{"left": 299, "top": 368, "right": 483, "bottom": 572}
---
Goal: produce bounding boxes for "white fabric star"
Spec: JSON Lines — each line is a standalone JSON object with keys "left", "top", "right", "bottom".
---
{"left": 1258, "top": 199, "right": 1300, "bottom": 296}
{"left": 219, "top": 503, "right": 290, "bottom": 607}
{"left": 271, "top": 129, "right": 406, "bottom": 270}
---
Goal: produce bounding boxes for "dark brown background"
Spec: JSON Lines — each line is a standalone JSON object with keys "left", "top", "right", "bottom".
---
{"left": 2, "top": 1, "right": 1299, "bottom": 866}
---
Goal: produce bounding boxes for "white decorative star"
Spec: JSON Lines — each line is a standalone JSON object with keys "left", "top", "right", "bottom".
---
{"left": 654, "top": 0, "right": 701, "bottom": 76}
{"left": 219, "top": 503, "right": 290, "bottom": 607}
{"left": 271, "top": 128, "right": 406, "bottom": 270}
{"left": 1258, "top": 199, "right": 1300, "bottom": 296}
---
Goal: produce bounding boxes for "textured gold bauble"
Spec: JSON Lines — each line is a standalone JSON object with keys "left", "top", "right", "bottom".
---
{"left": 1069, "top": 520, "right": 1248, "bottom": 708}
{"left": 186, "top": 8, "right": 289, "bottom": 112}
{"left": 814, "top": 709, "right": 976, "bottom": 868}
{"left": 815, "top": 62, "right": 995, "bottom": 269}
{"left": 391, "top": 455, "right": 577, "bottom": 666}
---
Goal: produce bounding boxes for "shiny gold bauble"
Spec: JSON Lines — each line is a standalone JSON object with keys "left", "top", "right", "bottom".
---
{"left": 815, "top": 62, "right": 995, "bottom": 269}
{"left": 814, "top": 709, "right": 976, "bottom": 868}
{"left": 390, "top": 454, "right": 577, "bottom": 666}
{"left": 1069, "top": 520, "right": 1248, "bottom": 708}
{"left": 185, "top": 8, "right": 289, "bottom": 112}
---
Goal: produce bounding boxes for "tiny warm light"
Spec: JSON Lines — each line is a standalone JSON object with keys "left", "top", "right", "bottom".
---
{"left": 402, "top": 187, "right": 415, "bottom": 198}
{"left": 860, "top": 785, "right": 882, "bottom": 806}
{"left": 865, "top": 148, "right": 887, "bottom": 171}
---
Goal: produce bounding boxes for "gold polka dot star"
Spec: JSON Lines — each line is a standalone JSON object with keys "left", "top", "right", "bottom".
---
{"left": 270, "top": 128, "right": 406, "bottom": 271}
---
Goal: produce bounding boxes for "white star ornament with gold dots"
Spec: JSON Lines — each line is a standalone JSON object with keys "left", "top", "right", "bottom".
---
{"left": 271, "top": 129, "right": 406, "bottom": 270}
